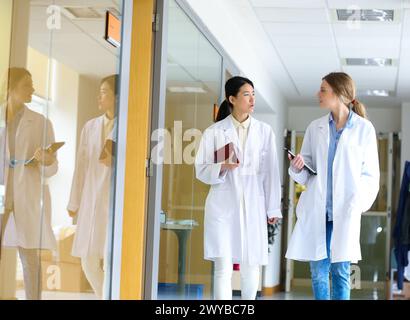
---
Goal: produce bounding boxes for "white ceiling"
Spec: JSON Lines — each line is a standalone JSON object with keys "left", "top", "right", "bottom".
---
{"left": 28, "top": 0, "right": 120, "bottom": 79}
{"left": 27, "top": 0, "right": 410, "bottom": 110}
{"left": 248, "top": 0, "right": 410, "bottom": 108}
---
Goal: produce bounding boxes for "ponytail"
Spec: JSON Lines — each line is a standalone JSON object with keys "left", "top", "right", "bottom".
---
{"left": 351, "top": 99, "right": 367, "bottom": 119}
{"left": 216, "top": 99, "right": 232, "bottom": 122}
{"left": 322, "top": 72, "right": 368, "bottom": 119}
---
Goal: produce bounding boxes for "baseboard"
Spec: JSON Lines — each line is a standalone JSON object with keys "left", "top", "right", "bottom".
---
{"left": 262, "top": 285, "right": 281, "bottom": 296}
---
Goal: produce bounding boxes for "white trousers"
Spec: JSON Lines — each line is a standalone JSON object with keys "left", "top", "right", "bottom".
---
{"left": 81, "top": 256, "right": 105, "bottom": 299}
{"left": 214, "top": 257, "right": 260, "bottom": 300}
{"left": 18, "top": 247, "right": 41, "bottom": 300}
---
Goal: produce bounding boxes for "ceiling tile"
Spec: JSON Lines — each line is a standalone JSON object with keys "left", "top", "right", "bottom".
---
{"left": 327, "top": 0, "right": 404, "bottom": 10}
{"left": 250, "top": 0, "right": 326, "bottom": 9}
{"left": 342, "top": 66, "right": 398, "bottom": 90}
{"left": 254, "top": 8, "right": 330, "bottom": 23}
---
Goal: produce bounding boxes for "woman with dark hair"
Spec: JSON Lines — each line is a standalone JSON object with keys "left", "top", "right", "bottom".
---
{"left": 285, "top": 72, "right": 380, "bottom": 300}
{"left": 67, "top": 74, "right": 118, "bottom": 299}
{"left": 195, "top": 76, "right": 282, "bottom": 300}
{"left": 0, "top": 67, "right": 58, "bottom": 300}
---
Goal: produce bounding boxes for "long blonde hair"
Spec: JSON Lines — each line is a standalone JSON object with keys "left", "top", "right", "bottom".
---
{"left": 322, "top": 72, "right": 367, "bottom": 119}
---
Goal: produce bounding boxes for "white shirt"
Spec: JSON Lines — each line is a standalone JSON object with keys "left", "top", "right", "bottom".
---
{"left": 230, "top": 114, "right": 251, "bottom": 151}
{"left": 230, "top": 114, "right": 251, "bottom": 262}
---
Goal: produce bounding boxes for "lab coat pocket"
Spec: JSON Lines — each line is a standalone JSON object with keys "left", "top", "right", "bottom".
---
{"left": 257, "top": 150, "right": 267, "bottom": 174}
{"left": 206, "top": 190, "right": 233, "bottom": 219}
{"left": 346, "top": 144, "right": 364, "bottom": 169}
{"left": 212, "top": 181, "right": 229, "bottom": 192}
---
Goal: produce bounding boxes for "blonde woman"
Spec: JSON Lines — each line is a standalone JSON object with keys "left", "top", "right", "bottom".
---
{"left": 0, "top": 68, "right": 58, "bottom": 300}
{"left": 286, "top": 72, "right": 380, "bottom": 300}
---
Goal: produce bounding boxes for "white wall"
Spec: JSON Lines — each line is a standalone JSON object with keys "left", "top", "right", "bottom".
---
{"left": 402, "top": 103, "right": 410, "bottom": 175}
{"left": 185, "top": 0, "right": 287, "bottom": 120}
{"left": 0, "top": 0, "right": 12, "bottom": 80}
{"left": 288, "top": 106, "right": 401, "bottom": 134}
{"left": 76, "top": 76, "right": 101, "bottom": 147}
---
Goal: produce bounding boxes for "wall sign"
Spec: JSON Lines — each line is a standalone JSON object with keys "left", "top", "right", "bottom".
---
{"left": 105, "top": 11, "right": 121, "bottom": 48}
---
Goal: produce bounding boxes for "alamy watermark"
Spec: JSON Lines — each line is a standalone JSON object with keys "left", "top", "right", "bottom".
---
{"left": 47, "top": 5, "right": 61, "bottom": 30}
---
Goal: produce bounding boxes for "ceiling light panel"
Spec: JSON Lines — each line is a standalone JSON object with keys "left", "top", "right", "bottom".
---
{"left": 336, "top": 9, "right": 394, "bottom": 22}
{"left": 250, "top": 0, "right": 326, "bottom": 8}
{"left": 344, "top": 58, "right": 394, "bottom": 67}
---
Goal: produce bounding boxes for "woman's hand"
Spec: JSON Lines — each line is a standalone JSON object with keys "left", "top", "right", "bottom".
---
{"left": 33, "top": 147, "right": 56, "bottom": 167}
{"left": 68, "top": 210, "right": 78, "bottom": 218}
{"left": 268, "top": 217, "right": 280, "bottom": 225}
{"left": 220, "top": 159, "right": 239, "bottom": 173}
{"left": 99, "top": 155, "right": 113, "bottom": 167}
{"left": 289, "top": 154, "right": 304, "bottom": 173}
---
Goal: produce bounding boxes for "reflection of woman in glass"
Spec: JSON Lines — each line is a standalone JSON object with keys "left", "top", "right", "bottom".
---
{"left": 195, "top": 76, "right": 282, "bottom": 300}
{"left": 286, "top": 72, "right": 380, "bottom": 300}
{"left": 0, "top": 67, "right": 58, "bottom": 300}
{"left": 67, "top": 75, "right": 117, "bottom": 299}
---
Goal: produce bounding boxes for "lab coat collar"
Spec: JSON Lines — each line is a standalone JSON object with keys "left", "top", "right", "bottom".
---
{"left": 18, "top": 105, "right": 36, "bottom": 131}
{"left": 328, "top": 109, "right": 355, "bottom": 129}
{"left": 219, "top": 114, "right": 253, "bottom": 154}
{"left": 230, "top": 114, "right": 251, "bottom": 130}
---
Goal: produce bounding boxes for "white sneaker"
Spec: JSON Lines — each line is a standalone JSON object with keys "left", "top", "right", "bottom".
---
{"left": 392, "top": 283, "right": 404, "bottom": 296}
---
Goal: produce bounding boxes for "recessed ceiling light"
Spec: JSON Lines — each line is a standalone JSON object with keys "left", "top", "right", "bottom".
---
{"left": 357, "top": 90, "right": 395, "bottom": 97}
{"left": 168, "top": 87, "right": 207, "bottom": 94}
{"left": 337, "top": 9, "right": 394, "bottom": 22}
{"left": 344, "top": 58, "right": 394, "bottom": 67}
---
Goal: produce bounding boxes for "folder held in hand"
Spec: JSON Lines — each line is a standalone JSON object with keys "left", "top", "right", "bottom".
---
{"left": 99, "top": 139, "right": 116, "bottom": 160}
{"left": 214, "top": 142, "right": 239, "bottom": 164}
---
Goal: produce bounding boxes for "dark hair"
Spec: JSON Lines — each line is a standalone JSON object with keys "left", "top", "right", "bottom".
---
{"left": 1, "top": 67, "right": 32, "bottom": 103}
{"left": 101, "top": 74, "right": 119, "bottom": 96}
{"left": 216, "top": 76, "right": 254, "bottom": 122}
{"left": 322, "top": 72, "right": 367, "bottom": 119}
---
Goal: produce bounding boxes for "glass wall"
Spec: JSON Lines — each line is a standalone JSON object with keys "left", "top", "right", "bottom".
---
{"left": 0, "top": 0, "right": 123, "bottom": 300}
{"left": 157, "top": 0, "right": 223, "bottom": 300}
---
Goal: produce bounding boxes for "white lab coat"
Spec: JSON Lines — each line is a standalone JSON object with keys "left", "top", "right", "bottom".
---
{"left": 1, "top": 106, "right": 57, "bottom": 249}
{"left": 285, "top": 112, "right": 380, "bottom": 263}
{"left": 67, "top": 115, "right": 114, "bottom": 258}
{"left": 195, "top": 116, "right": 282, "bottom": 266}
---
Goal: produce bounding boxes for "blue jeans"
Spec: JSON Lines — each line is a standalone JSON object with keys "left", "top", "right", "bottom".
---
{"left": 309, "top": 221, "right": 351, "bottom": 300}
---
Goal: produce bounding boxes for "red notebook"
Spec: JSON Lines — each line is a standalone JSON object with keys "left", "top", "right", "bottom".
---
{"left": 214, "top": 142, "right": 239, "bottom": 164}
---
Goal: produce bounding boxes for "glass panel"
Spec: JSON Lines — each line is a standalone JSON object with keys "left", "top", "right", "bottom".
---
{"left": 1, "top": 0, "right": 123, "bottom": 300}
{"left": 358, "top": 216, "right": 387, "bottom": 284}
{"left": 292, "top": 136, "right": 310, "bottom": 280}
{"left": 370, "top": 138, "right": 388, "bottom": 212}
{"left": 158, "top": 0, "right": 222, "bottom": 300}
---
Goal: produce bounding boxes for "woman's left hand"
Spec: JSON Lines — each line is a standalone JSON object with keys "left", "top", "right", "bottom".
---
{"left": 99, "top": 154, "right": 113, "bottom": 167}
{"left": 268, "top": 217, "right": 279, "bottom": 225}
{"left": 33, "top": 147, "right": 56, "bottom": 167}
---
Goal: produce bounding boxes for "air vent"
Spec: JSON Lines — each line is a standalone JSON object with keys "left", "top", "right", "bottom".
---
{"left": 64, "top": 7, "right": 103, "bottom": 19}
{"left": 344, "top": 58, "right": 394, "bottom": 67}
{"left": 337, "top": 9, "right": 394, "bottom": 22}
{"left": 357, "top": 90, "right": 395, "bottom": 97}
